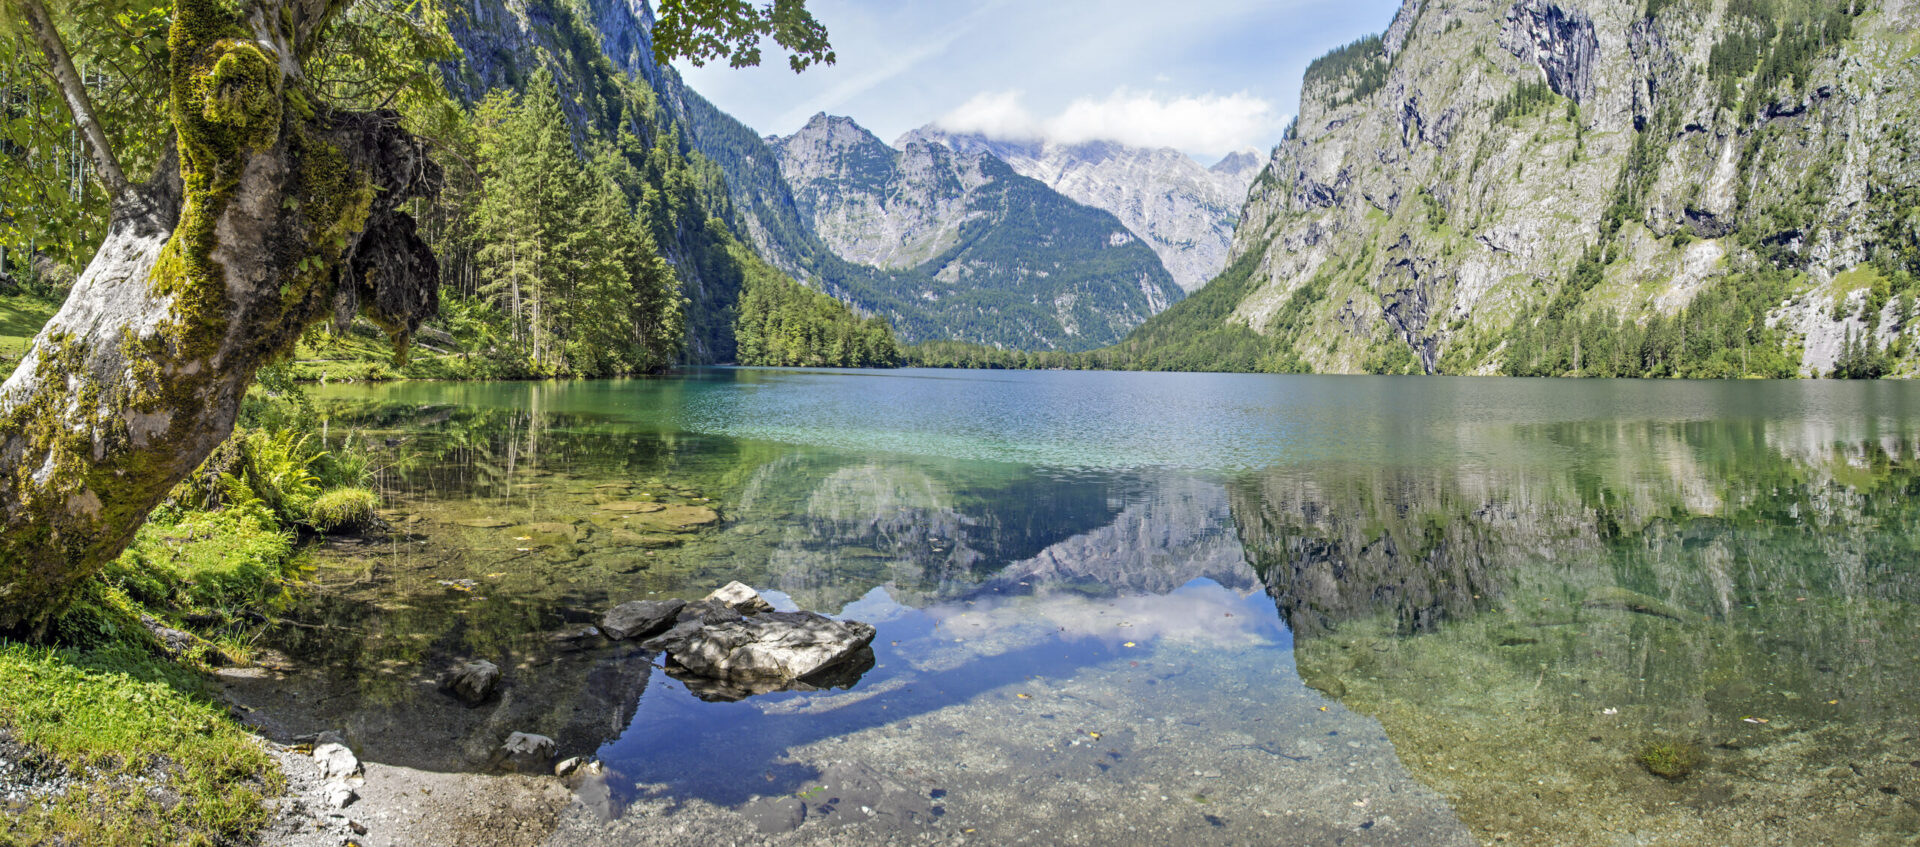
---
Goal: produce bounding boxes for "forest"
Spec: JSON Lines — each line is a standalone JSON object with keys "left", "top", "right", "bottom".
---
{"left": 0, "top": 0, "right": 896, "bottom": 378}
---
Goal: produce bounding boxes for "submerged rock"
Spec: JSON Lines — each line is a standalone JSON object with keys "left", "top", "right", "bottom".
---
{"left": 497, "top": 732, "right": 557, "bottom": 773}
{"left": 440, "top": 660, "right": 501, "bottom": 706}
{"left": 741, "top": 795, "right": 807, "bottom": 834}
{"left": 548, "top": 625, "right": 606, "bottom": 651}
{"left": 670, "top": 644, "right": 877, "bottom": 703}
{"left": 601, "top": 599, "right": 685, "bottom": 641}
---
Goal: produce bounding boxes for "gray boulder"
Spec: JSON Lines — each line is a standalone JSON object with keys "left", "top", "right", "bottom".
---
{"left": 670, "top": 611, "right": 876, "bottom": 684}
{"left": 497, "top": 732, "right": 556, "bottom": 773}
{"left": 600, "top": 599, "right": 685, "bottom": 641}
{"left": 706, "top": 581, "right": 773, "bottom": 613}
{"left": 439, "top": 660, "right": 500, "bottom": 706}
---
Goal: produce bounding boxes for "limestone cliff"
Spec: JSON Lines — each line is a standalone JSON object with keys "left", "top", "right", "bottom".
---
{"left": 1160, "top": 0, "right": 1920, "bottom": 376}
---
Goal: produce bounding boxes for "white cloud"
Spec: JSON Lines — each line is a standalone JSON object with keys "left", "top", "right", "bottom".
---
{"left": 936, "top": 88, "right": 1280, "bottom": 157}
{"left": 934, "top": 91, "right": 1042, "bottom": 139}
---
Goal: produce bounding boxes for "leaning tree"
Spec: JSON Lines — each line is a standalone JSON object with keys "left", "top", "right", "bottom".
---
{"left": 0, "top": 0, "right": 829, "bottom": 635}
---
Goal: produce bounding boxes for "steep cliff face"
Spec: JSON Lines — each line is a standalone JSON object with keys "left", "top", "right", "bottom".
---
{"left": 753, "top": 114, "right": 1184, "bottom": 350}
{"left": 773, "top": 115, "right": 988, "bottom": 270}
{"left": 1158, "top": 0, "right": 1920, "bottom": 375}
{"left": 901, "top": 128, "right": 1263, "bottom": 293}
{"left": 440, "top": 0, "right": 751, "bottom": 362}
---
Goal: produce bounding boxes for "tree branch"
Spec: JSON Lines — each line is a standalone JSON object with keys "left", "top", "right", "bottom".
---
{"left": 11, "top": 0, "right": 130, "bottom": 197}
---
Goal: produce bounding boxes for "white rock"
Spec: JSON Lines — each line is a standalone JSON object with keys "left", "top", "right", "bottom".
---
{"left": 671, "top": 611, "right": 875, "bottom": 682}
{"left": 313, "top": 743, "right": 361, "bottom": 780}
{"left": 325, "top": 781, "right": 357, "bottom": 809}
{"left": 704, "top": 581, "right": 772, "bottom": 613}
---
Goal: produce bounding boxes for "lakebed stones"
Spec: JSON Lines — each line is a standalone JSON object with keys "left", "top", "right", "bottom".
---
{"left": 610, "top": 582, "right": 877, "bottom": 702}
{"left": 440, "top": 660, "right": 501, "bottom": 706}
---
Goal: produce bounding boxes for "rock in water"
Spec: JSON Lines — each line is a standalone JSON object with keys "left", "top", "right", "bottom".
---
{"left": 498, "top": 732, "right": 557, "bottom": 773}
{"left": 706, "top": 580, "right": 773, "bottom": 613}
{"left": 671, "top": 611, "right": 876, "bottom": 683}
{"left": 440, "top": 660, "right": 501, "bottom": 706}
{"left": 313, "top": 743, "right": 362, "bottom": 780}
{"left": 600, "top": 599, "right": 686, "bottom": 641}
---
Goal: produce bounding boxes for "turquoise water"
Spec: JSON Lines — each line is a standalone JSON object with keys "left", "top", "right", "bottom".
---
{"left": 267, "top": 369, "right": 1920, "bottom": 845}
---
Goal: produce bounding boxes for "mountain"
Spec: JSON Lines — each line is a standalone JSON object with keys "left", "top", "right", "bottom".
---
{"left": 1117, "top": 0, "right": 1920, "bottom": 377}
{"left": 429, "top": 0, "right": 899, "bottom": 367}
{"left": 773, "top": 115, "right": 986, "bottom": 271}
{"left": 900, "top": 128, "right": 1263, "bottom": 293}
{"left": 743, "top": 114, "right": 1182, "bottom": 350}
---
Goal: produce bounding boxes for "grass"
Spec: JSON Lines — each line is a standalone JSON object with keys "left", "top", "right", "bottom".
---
{"left": 104, "top": 506, "right": 304, "bottom": 633}
{"left": 0, "top": 292, "right": 58, "bottom": 369}
{"left": 0, "top": 643, "right": 282, "bottom": 846}
{"left": 0, "top": 392, "right": 383, "bottom": 845}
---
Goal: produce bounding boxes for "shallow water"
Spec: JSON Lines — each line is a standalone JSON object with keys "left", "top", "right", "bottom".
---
{"left": 254, "top": 369, "right": 1920, "bottom": 844}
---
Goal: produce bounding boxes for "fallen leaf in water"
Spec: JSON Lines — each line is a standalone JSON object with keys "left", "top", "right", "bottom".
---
{"left": 513, "top": 536, "right": 530, "bottom": 541}
{"left": 1016, "top": 693, "right": 1031, "bottom": 699}
{"left": 1122, "top": 642, "right": 1136, "bottom": 648}
{"left": 1319, "top": 706, "right": 1328, "bottom": 712}
{"left": 1828, "top": 699, "right": 1839, "bottom": 705}
{"left": 1088, "top": 732, "right": 1101, "bottom": 739}
{"left": 1743, "top": 716, "right": 1769, "bottom": 724}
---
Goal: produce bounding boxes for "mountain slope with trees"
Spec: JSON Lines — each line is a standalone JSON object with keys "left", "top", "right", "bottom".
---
{"left": 763, "top": 113, "right": 1185, "bottom": 350}
{"left": 1115, "top": 0, "right": 1920, "bottom": 377}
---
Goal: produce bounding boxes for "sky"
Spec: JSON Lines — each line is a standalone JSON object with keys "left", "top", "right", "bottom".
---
{"left": 672, "top": 0, "right": 1406, "bottom": 164}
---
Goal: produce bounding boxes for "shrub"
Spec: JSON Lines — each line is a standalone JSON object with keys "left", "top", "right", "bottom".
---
{"left": 221, "top": 428, "right": 323, "bottom": 523}
{"left": 306, "top": 487, "right": 378, "bottom": 532}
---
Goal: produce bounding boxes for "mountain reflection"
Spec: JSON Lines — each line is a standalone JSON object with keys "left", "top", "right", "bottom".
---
{"left": 1229, "top": 417, "right": 1920, "bottom": 843}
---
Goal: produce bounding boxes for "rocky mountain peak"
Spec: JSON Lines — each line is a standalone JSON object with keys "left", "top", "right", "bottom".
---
{"left": 1210, "top": 150, "right": 1262, "bottom": 177}
{"left": 902, "top": 126, "right": 1263, "bottom": 292}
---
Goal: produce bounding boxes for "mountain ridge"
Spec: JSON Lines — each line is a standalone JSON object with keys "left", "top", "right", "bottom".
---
{"left": 898, "top": 126, "right": 1263, "bottom": 293}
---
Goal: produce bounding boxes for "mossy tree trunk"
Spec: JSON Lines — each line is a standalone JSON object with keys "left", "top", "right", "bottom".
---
{"left": 0, "top": 0, "right": 439, "bottom": 634}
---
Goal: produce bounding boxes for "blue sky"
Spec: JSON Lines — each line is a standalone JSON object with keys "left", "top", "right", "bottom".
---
{"left": 673, "top": 0, "right": 1405, "bottom": 163}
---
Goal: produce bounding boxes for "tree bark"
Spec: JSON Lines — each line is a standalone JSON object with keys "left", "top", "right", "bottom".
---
{"left": 12, "top": 0, "right": 130, "bottom": 197}
{"left": 0, "top": 0, "right": 439, "bottom": 634}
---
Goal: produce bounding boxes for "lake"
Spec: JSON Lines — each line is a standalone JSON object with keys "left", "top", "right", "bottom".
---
{"left": 241, "top": 369, "right": 1920, "bottom": 845}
